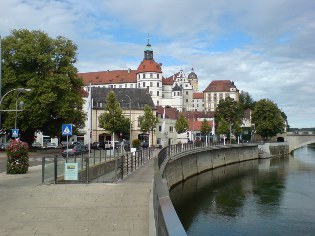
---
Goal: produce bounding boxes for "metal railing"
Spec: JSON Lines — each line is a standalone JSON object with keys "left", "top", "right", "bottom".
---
{"left": 41, "top": 147, "right": 154, "bottom": 184}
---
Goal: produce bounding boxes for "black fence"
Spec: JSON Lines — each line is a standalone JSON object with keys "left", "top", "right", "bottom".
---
{"left": 41, "top": 148, "right": 154, "bottom": 184}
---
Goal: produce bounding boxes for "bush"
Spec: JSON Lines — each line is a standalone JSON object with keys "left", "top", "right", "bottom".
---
{"left": 6, "top": 140, "right": 29, "bottom": 174}
{"left": 132, "top": 139, "right": 141, "bottom": 150}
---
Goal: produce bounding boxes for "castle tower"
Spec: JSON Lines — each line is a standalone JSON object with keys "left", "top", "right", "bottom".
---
{"left": 188, "top": 67, "right": 198, "bottom": 92}
{"left": 137, "top": 37, "right": 163, "bottom": 106}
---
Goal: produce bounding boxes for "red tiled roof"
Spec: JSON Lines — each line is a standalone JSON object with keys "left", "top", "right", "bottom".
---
{"left": 78, "top": 70, "right": 137, "bottom": 86}
{"left": 162, "top": 77, "right": 174, "bottom": 85}
{"left": 193, "top": 92, "right": 204, "bottom": 99}
{"left": 137, "top": 60, "right": 162, "bottom": 73}
{"left": 203, "top": 80, "right": 237, "bottom": 92}
{"left": 156, "top": 106, "right": 178, "bottom": 119}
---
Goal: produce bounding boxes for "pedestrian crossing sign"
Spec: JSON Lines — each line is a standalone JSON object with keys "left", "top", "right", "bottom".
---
{"left": 62, "top": 124, "right": 72, "bottom": 136}
{"left": 12, "top": 129, "right": 19, "bottom": 138}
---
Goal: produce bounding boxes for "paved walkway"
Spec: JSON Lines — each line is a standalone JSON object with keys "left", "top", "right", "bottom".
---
{"left": 0, "top": 153, "right": 156, "bottom": 236}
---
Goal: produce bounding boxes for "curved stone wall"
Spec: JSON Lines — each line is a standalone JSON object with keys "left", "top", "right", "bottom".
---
{"left": 163, "top": 145, "right": 259, "bottom": 189}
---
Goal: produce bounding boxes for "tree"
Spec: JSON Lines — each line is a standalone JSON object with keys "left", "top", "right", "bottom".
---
{"left": 239, "top": 90, "right": 255, "bottom": 110}
{"left": 215, "top": 97, "right": 243, "bottom": 142}
{"left": 217, "top": 118, "right": 229, "bottom": 138}
{"left": 175, "top": 113, "right": 188, "bottom": 134}
{"left": 252, "top": 99, "right": 285, "bottom": 140}
{"left": 200, "top": 119, "right": 212, "bottom": 135}
{"left": 98, "top": 91, "right": 130, "bottom": 136}
{"left": 138, "top": 105, "right": 159, "bottom": 146}
{"left": 1, "top": 29, "right": 85, "bottom": 144}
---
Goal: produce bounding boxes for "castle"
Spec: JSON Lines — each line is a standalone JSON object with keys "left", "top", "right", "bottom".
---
{"left": 78, "top": 38, "right": 239, "bottom": 112}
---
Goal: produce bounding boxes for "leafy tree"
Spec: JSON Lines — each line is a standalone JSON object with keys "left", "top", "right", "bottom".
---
{"left": 175, "top": 113, "right": 188, "bottom": 134}
{"left": 138, "top": 105, "right": 159, "bottom": 146}
{"left": 215, "top": 97, "right": 243, "bottom": 142}
{"left": 239, "top": 90, "right": 255, "bottom": 110}
{"left": 200, "top": 119, "right": 212, "bottom": 135}
{"left": 1, "top": 29, "right": 85, "bottom": 144}
{"left": 98, "top": 91, "right": 130, "bottom": 136}
{"left": 217, "top": 118, "right": 229, "bottom": 136}
{"left": 252, "top": 99, "right": 285, "bottom": 140}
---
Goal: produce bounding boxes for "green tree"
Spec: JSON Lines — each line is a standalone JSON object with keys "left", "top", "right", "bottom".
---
{"left": 217, "top": 118, "right": 229, "bottom": 136}
{"left": 98, "top": 91, "right": 130, "bottom": 136}
{"left": 252, "top": 99, "right": 285, "bottom": 140}
{"left": 239, "top": 90, "right": 255, "bottom": 110}
{"left": 200, "top": 119, "right": 212, "bottom": 135}
{"left": 175, "top": 113, "right": 188, "bottom": 134}
{"left": 215, "top": 97, "right": 243, "bottom": 142}
{"left": 138, "top": 105, "right": 159, "bottom": 146}
{"left": 1, "top": 29, "right": 85, "bottom": 144}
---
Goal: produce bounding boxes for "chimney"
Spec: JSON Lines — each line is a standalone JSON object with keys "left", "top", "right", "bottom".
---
{"left": 128, "top": 68, "right": 131, "bottom": 74}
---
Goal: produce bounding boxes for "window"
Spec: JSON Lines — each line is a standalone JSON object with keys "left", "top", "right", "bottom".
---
{"left": 186, "top": 91, "right": 188, "bottom": 95}
{"left": 157, "top": 82, "right": 159, "bottom": 87}
{"left": 150, "top": 73, "right": 153, "bottom": 78}
{"left": 150, "top": 91, "right": 152, "bottom": 95}
{"left": 157, "top": 74, "right": 159, "bottom": 79}
{"left": 130, "top": 84, "right": 133, "bottom": 88}
{"left": 157, "top": 100, "right": 159, "bottom": 105}
{"left": 169, "top": 126, "right": 174, "bottom": 132}
{"left": 138, "top": 83, "right": 140, "bottom": 88}
{"left": 119, "top": 85, "right": 122, "bottom": 88}
{"left": 157, "top": 91, "right": 159, "bottom": 96}
{"left": 125, "top": 84, "right": 127, "bottom": 88}
{"left": 186, "top": 99, "right": 188, "bottom": 102}
{"left": 159, "top": 126, "right": 162, "bottom": 131}
{"left": 143, "top": 74, "right": 145, "bottom": 78}
{"left": 150, "top": 82, "right": 153, "bottom": 87}
{"left": 143, "top": 82, "right": 145, "bottom": 87}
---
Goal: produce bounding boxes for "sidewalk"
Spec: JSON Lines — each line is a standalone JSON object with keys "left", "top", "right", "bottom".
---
{"left": 0, "top": 153, "right": 156, "bottom": 236}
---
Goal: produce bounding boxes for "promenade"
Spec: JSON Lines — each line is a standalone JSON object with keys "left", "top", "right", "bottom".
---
{"left": 0, "top": 152, "right": 155, "bottom": 236}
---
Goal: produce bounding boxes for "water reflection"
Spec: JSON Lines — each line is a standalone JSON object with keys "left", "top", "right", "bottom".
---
{"left": 170, "top": 146, "right": 315, "bottom": 235}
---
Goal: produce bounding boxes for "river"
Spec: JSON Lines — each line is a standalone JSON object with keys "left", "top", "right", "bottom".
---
{"left": 170, "top": 145, "right": 315, "bottom": 236}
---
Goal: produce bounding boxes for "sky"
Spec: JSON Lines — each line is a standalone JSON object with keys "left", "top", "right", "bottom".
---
{"left": 0, "top": 0, "right": 314, "bottom": 128}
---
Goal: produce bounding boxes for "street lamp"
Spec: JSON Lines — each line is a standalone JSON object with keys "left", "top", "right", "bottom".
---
{"left": 0, "top": 88, "right": 32, "bottom": 130}
{"left": 125, "top": 94, "right": 132, "bottom": 149}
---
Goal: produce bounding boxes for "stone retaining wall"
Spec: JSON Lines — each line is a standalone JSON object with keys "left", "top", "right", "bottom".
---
{"left": 163, "top": 145, "right": 258, "bottom": 189}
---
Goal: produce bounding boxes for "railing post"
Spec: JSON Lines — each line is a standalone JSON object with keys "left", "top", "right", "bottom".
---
{"left": 85, "top": 157, "right": 89, "bottom": 184}
{"left": 41, "top": 156, "right": 45, "bottom": 183}
{"left": 54, "top": 155, "right": 57, "bottom": 184}
{"left": 121, "top": 154, "right": 124, "bottom": 180}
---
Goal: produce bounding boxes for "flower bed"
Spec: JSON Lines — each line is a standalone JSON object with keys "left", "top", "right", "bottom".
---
{"left": 6, "top": 140, "right": 29, "bottom": 174}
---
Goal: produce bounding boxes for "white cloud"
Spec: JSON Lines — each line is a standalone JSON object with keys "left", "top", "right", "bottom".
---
{"left": 0, "top": 0, "right": 314, "bottom": 128}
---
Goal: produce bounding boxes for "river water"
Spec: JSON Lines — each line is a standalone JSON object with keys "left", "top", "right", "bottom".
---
{"left": 170, "top": 145, "right": 315, "bottom": 236}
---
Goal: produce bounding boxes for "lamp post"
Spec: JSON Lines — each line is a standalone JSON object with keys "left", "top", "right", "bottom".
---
{"left": 125, "top": 94, "right": 132, "bottom": 149}
{"left": 0, "top": 88, "right": 32, "bottom": 130}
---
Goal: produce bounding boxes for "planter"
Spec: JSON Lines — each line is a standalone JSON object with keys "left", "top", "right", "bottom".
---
{"left": 6, "top": 140, "right": 29, "bottom": 174}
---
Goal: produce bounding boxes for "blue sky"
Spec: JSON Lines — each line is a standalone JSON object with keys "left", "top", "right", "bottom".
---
{"left": 1, "top": 0, "right": 315, "bottom": 128}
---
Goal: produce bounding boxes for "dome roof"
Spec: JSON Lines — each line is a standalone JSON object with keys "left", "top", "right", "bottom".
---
{"left": 137, "top": 60, "right": 162, "bottom": 73}
{"left": 188, "top": 67, "right": 198, "bottom": 80}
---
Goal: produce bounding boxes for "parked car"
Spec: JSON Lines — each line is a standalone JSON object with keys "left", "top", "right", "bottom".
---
{"left": 61, "top": 144, "right": 87, "bottom": 157}
{"left": 91, "top": 142, "right": 105, "bottom": 150}
{"left": 0, "top": 143, "right": 9, "bottom": 150}
{"left": 31, "top": 142, "right": 42, "bottom": 149}
{"left": 45, "top": 142, "right": 58, "bottom": 149}
{"left": 141, "top": 141, "right": 149, "bottom": 148}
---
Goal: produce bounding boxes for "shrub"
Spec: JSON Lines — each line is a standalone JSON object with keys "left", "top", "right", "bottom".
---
{"left": 6, "top": 140, "right": 29, "bottom": 174}
{"left": 132, "top": 139, "right": 141, "bottom": 150}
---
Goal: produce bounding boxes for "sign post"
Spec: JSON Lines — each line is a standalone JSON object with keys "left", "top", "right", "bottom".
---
{"left": 62, "top": 124, "right": 72, "bottom": 162}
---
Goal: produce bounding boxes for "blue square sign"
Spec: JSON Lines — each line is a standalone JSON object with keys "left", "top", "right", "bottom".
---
{"left": 12, "top": 129, "right": 19, "bottom": 138}
{"left": 62, "top": 124, "right": 72, "bottom": 136}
